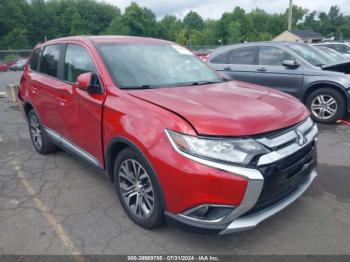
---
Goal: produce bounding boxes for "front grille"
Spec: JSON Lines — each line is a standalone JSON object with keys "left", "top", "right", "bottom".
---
{"left": 244, "top": 118, "right": 318, "bottom": 216}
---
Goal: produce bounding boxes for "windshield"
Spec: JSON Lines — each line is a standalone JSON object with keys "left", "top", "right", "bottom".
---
{"left": 97, "top": 43, "right": 222, "bottom": 89}
{"left": 288, "top": 44, "right": 334, "bottom": 66}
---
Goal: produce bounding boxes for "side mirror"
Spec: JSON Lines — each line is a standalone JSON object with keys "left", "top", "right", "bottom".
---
{"left": 282, "top": 60, "right": 300, "bottom": 69}
{"left": 76, "top": 72, "right": 92, "bottom": 91}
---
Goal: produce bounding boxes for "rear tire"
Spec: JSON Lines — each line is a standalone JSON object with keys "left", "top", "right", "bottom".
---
{"left": 113, "top": 147, "right": 164, "bottom": 229}
{"left": 306, "top": 88, "right": 346, "bottom": 123}
{"left": 28, "top": 110, "right": 57, "bottom": 154}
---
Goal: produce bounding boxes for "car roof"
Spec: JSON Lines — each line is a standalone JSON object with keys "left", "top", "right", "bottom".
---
{"left": 211, "top": 41, "right": 304, "bottom": 54}
{"left": 314, "top": 42, "right": 349, "bottom": 45}
{"left": 37, "top": 35, "right": 172, "bottom": 48}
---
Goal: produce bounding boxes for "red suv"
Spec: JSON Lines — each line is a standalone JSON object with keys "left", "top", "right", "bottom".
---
{"left": 18, "top": 36, "right": 318, "bottom": 234}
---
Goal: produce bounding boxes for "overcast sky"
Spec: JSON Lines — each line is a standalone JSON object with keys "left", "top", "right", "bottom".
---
{"left": 102, "top": 0, "right": 350, "bottom": 19}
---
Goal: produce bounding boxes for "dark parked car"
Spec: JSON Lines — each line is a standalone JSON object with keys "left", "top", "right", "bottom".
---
{"left": 209, "top": 42, "right": 350, "bottom": 123}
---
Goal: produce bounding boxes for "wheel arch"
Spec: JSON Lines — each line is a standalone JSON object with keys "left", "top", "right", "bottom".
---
{"left": 105, "top": 137, "right": 152, "bottom": 182}
{"left": 23, "top": 101, "right": 34, "bottom": 118}
{"left": 302, "top": 81, "right": 348, "bottom": 104}
{"left": 105, "top": 136, "right": 167, "bottom": 209}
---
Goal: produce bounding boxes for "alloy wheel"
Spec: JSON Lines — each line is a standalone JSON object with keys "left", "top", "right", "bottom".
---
{"left": 29, "top": 114, "right": 43, "bottom": 150}
{"left": 118, "top": 159, "right": 154, "bottom": 218}
{"left": 311, "top": 94, "right": 338, "bottom": 120}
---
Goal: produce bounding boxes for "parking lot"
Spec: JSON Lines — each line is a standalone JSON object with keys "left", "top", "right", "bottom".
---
{"left": 0, "top": 71, "right": 349, "bottom": 255}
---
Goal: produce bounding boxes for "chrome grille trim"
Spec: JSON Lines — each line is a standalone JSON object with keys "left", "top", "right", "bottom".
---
{"left": 257, "top": 118, "right": 318, "bottom": 166}
{"left": 257, "top": 117, "right": 314, "bottom": 149}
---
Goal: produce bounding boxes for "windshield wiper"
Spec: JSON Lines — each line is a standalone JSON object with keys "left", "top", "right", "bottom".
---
{"left": 187, "top": 81, "right": 222, "bottom": 86}
{"left": 121, "top": 85, "right": 155, "bottom": 90}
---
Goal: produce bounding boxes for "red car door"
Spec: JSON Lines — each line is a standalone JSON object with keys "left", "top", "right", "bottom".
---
{"left": 58, "top": 43, "right": 106, "bottom": 167}
{"left": 28, "top": 44, "right": 71, "bottom": 135}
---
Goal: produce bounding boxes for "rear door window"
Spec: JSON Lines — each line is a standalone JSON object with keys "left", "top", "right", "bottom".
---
{"left": 229, "top": 47, "right": 258, "bottom": 65}
{"left": 259, "top": 46, "right": 294, "bottom": 66}
{"left": 63, "top": 44, "right": 96, "bottom": 83}
{"left": 39, "top": 45, "right": 61, "bottom": 77}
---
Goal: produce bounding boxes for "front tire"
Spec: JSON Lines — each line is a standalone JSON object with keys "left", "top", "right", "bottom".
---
{"left": 113, "top": 147, "right": 164, "bottom": 229}
{"left": 28, "top": 110, "right": 57, "bottom": 154}
{"left": 306, "top": 88, "right": 346, "bottom": 123}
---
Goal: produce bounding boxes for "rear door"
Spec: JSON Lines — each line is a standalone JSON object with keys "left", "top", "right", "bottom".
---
{"left": 253, "top": 46, "right": 303, "bottom": 97}
{"left": 29, "top": 44, "right": 68, "bottom": 134}
{"left": 210, "top": 46, "right": 260, "bottom": 82}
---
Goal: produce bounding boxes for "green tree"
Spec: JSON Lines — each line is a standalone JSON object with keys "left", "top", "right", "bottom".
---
{"left": 202, "top": 20, "right": 218, "bottom": 45}
{"left": 120, "top": 3, "right": 157, "bottom": 37}
{"left": 183, "top": 11, "right": 204, "bottom": 31}
{"left": 0, "top": 0, "right": 29, "bottom": 44}
{"left": 3, "top": 28, "right": 30, "bottom": 49}
{"left": 70, "top": 12, "right": 87, "bottom": 35}
{"left": 227, "top": 21, "right": 241, "bottom": 43}
{"left": 286, "top": 5, "right": 308, "bottom": 28}
{"left": 188, "top": 30, "right": 204, "bottom": 46}
{"left": 175, "top": 29, "right": 187, "bottom": 45}
{"left": 1, "top": 1, "right": 350, "bottom": 50}
{"left": 104, "top": 10, "right": 125, "bottom": 35}
{"left": 157, "top": 15, "right": 183, "bottom": 41}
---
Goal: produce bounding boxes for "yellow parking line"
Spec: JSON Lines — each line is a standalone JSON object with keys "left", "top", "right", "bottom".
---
{"left": 11, "top": 162, "right": 84, "bottom": 262}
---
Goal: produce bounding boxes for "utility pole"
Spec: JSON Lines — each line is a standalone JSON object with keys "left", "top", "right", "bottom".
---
{"left": 288, "top": 0, "right": 293, "bottom": 31}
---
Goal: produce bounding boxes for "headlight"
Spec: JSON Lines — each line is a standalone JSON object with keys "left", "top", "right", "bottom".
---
{"left": 166, "top": 130, "right": 269, "bottom": 165}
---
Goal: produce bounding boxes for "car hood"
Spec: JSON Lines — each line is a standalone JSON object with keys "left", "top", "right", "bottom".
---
{"left": 127, "top": 81, "right": 309, "bottom": 136}
{"left": 321, "top": 60, "right": 350, "bottom": 74}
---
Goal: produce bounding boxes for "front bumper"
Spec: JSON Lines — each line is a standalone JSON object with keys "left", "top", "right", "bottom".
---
{"left": 165, "top": 118, "right": 318, "bottom": 234}
{"left": 166, "top": 169, "right": 317, "bottom": 234}
{"left": 220, "top": 170, "right": 317, "bottom": 234}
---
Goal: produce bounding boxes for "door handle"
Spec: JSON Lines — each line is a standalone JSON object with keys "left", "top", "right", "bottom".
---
{"left": 223, "top": 66, "right": 231, "bottom": 71}
{"left": 257, "top": 67, "right": 267, "bottom": 72}
{"left": 31, "top": 87, "right": 38, "bottom": 94}
{"left": 59, "top": 94, "right": 68, "bottom": 102}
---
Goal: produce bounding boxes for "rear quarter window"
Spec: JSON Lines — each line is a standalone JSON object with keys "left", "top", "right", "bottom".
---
{"left": 30, "top": 48, "right": 42, "bottom": 71}
{"left": 39, "top": 45, "right": 61, "bottom": 78}
{"left": 211, "top": 50, "right": 231, "bottom": 64}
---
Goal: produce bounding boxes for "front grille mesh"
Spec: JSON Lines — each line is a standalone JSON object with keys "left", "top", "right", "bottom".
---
{"left": 244, "top": 119, "right": 318, "bottom": 216}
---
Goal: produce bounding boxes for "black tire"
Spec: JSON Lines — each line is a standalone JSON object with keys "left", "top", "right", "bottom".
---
{"left": 306, "top": 87, "right": 346, "bottom": 124}
{"left": 113, "top": 147, "right": 164, "bottom": 229}
{"left": 28, "top": 109, "right": 57, "bottom": 154}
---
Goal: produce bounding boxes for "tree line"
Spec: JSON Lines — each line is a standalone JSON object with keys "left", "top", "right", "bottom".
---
{"left": 1, "top": 0, "right": 350, "bottom": 50}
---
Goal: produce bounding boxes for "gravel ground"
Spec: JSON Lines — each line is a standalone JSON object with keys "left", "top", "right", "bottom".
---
{"left": 0, "top": 71, "right": 349, "bottom": 255}
{"left": 0, "top": 71, "right": 23, "bottom": 92}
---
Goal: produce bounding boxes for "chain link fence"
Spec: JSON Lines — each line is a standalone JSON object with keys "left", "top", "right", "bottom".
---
{"left": 0, "top": 50, "right": 32, "bottom": 64}
{"left": 185, "top": 45, "right": 219, "bottom": 52}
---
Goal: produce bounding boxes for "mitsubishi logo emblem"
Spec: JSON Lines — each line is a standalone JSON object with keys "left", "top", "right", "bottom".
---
{"left": 295, "top": 129, "right": 307, "bottom": 146}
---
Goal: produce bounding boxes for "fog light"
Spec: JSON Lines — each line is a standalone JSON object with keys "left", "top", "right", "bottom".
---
{"left": 191, "top": 206, "right": 209, "bottom": 218}
{"left": 183, "top": 205, "right": 235, "bottom": 222}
